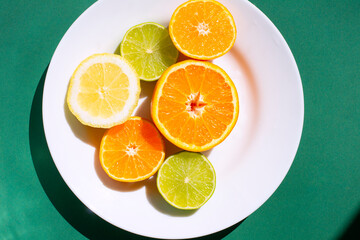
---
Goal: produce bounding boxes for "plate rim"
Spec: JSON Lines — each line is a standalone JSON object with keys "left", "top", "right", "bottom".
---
{"left": 42, "top": 0, "right": 304, "bottom": 239}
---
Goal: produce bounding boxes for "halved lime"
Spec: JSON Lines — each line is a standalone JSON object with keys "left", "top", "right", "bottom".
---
{"left": 120, "top": 22, "right": 179, "bottom": 81}
{"left": 157, "top": 151, "right": 216, "bottom": 210}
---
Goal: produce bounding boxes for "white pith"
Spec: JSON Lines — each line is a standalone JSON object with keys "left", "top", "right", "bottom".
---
{"left": 196, "top": 22, "right": 211, "bottom": 36}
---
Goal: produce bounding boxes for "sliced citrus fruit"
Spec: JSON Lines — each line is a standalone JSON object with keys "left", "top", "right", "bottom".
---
{"left": 151, "top": 60, "right": 239, "bottom": 152}
{"left": 67, "top": 53, "right": 140, "bottom": 128}
{"left": 99, "top": 117, "right": 165, "bottom": 182}
{"left": 120, "top": 22, "right": 179, "bottom": 81}
{"left": 157, "top": 151, "right": 216, "bottom": 210}
{"left": 169, "top": 0, "right": 236, "bottom": 60}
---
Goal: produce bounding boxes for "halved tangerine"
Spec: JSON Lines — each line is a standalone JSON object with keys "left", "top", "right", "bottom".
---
{"left": 151, "top": 60, "right": 239, "bottom": 152}
{"left": 99, "top": 117, "right": 165, "bottom": 182}
{"left": 169, "top": 0, "right": 236, "bottom": 60}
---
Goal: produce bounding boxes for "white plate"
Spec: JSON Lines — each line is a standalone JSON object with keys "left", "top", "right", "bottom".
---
{"left": 43, "top": 0, "right": 304, "bottom": 239}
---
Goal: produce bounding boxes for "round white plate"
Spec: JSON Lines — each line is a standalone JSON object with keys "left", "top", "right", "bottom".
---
{"left": 43, "top": 0, "right": 304, "bottom": 239}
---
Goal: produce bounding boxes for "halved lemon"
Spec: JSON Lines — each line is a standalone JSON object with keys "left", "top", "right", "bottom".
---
{"left": 67, "top": 53, "right": 140, "bottom": 128}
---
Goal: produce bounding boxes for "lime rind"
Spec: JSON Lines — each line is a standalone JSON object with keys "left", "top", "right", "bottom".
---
{"left": 120, "top": 22, "right": 179, "bottom": 81}
{"left": 157, "top": 151, "right": 216, "bottom": 210}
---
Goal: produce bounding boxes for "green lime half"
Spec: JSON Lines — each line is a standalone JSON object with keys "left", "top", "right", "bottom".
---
{"left": 120, "top": 22, "right": 179, "bottom": 81}
{"left": 157, "top": 151, "right": 216, "bottom": 210}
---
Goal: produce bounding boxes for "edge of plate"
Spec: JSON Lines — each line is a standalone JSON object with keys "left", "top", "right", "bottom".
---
{"left": 42, "top": 0, "right": 304, "bottom": 239}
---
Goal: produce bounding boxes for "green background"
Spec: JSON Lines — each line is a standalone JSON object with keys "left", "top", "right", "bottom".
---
{"left": 1, "top": 0, "right": 359, "bottom": 239}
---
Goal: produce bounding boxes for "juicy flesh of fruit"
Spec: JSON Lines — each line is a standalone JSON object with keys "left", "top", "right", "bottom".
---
{"left": 157, "top": 64, "right": 236, "bottom": 147}
{"left": 157, "top": 152, "right": 216, "bottom": 209}
{"left": 121, "top": 23, "right": 178, "bottom": 80}
{"left": 78, "top": 63, "right": 129, "bottom": 118}
{"left": 101, "top": 118, "right": 165, "bottom": 181}
{"left": 171, "top": 0, "right": 236, "bottom": 58}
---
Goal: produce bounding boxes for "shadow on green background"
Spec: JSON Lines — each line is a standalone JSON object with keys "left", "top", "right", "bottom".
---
{"left": 29, "top": 67, "right": 244, "bottom": 240}
{"left": 338, "top": 209, "right": 360, "bottom": 240}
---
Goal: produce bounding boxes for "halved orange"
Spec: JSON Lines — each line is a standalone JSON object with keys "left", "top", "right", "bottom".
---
{"left": 99, "top": 117, "right": 165, "bottom": 182}
{"left": 169, "top": 0, "right": 236, "bottom": 60}
{"left": 151, "top": 60, "right": 239, "bottom": 152}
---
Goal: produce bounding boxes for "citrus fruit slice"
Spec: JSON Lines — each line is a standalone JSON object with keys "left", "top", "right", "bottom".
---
{"left": 157, "top": 151, "right": 216, "bottom": 210}
{"left": 99, "top": 117, "right": 165, "bottom": 182}
{"left": 169, "top": 0, "right": 236, "bottom": 60}
{"left": 120, "top": 22, "right": 179, "bottom": 81}
{"left": 67, "top": 53, "right": 140, "bottom": 128}
{"left": 151, "top": 60, "right": 239, "bottom": 152}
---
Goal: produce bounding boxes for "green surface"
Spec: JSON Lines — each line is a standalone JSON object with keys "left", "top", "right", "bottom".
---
{"left": 0, "top": 0, "right": 359, "bottom": 239}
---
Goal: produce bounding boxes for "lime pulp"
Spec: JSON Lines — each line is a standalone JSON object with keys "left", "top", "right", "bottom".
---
{"left": 120, "top": 22, "right": 179, "bottom": 81}
{"left": 156, "top": 151, "right": 216, "bottom": 210}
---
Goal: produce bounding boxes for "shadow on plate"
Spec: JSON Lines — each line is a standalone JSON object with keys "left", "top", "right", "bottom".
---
{"left": 226, "top": 47, "right": 259, "bottom": 159}
{"left": 145, "top": 174, "right": 197, "bottom": 217}
{"left": 61, "top": 63, "right": 213, "bottom": 211}
{"left": 30, "top": 66, "right": 152, "bottom": 239}
{"left": 30, "top": 67, "right": 241, "bottom": 239}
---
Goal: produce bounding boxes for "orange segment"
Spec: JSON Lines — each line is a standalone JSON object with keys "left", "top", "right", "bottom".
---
{"left": 151, "top": 60, "right": 239, "bottom": 152}
{"left": 99, "top": 117, "right": 165, "bottom": 182}
{"left": 169, "top": 0, "right": 236, "bottom": 60}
